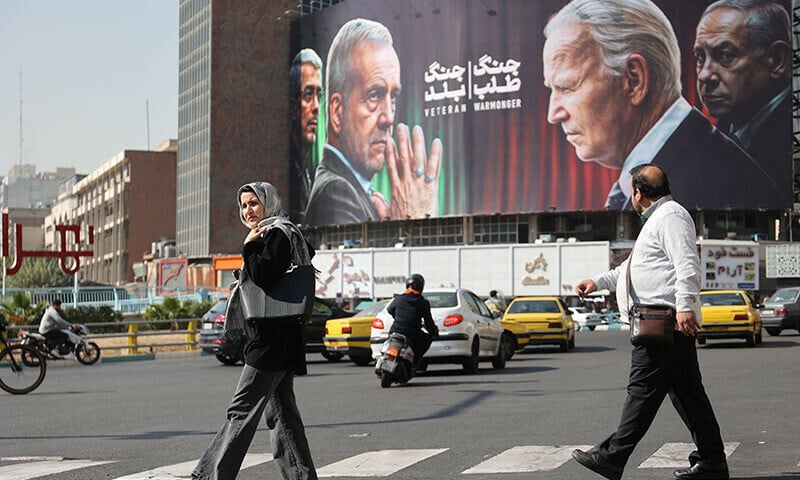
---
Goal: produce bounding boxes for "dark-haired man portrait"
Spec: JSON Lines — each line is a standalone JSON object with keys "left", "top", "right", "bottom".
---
{"left": 694, "top": 0, "right": 792, "bottom": 201}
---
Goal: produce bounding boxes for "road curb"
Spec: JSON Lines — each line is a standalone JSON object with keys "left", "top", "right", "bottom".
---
{"left": 101, "top": 354, "right": 156, "bottom": 363}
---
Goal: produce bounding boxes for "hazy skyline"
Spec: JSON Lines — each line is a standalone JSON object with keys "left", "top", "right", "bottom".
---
{"left": 0, "top": 0, "right": 178, "bottom": 177}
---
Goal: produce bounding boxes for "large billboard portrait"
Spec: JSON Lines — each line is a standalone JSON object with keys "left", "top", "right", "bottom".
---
{"left": 289, "top": 0, "right": 792, "bottom": 226}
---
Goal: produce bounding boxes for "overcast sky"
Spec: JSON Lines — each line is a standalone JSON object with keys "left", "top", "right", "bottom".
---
{"left": 0, "top": 0, "right": 178, "bottom": 177}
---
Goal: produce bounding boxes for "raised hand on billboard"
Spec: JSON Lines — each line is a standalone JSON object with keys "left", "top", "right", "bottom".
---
{"left": 385, "top": 123, "right": 442, "bottom": 219}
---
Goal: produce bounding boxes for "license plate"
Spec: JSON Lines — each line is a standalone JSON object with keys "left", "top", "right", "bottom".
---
{"left": 203, "top": 323, "right": 213, "bottom": 330}
{"left": 381, "top": 358, "right": 397, "bottom": 373}
{"left": 761, "top": 309, "right": 774, "bottom": 315}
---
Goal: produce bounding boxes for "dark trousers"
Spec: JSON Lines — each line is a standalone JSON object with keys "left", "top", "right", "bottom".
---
{"left": 193, "top": 365, "right": 317, "bottom": 480}
{"left": 43, "top": 330, "right": 69, "bottom": 349}
{"left": 597, "top": 331, "right": 726, "bottom": 468}
{"left": 394, "top": 331, "right": 432, "bottom": 367}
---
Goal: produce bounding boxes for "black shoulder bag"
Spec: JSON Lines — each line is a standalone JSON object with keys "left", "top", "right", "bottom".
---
{"left": 626, "top": 246, "right": 676, "bottom": 348}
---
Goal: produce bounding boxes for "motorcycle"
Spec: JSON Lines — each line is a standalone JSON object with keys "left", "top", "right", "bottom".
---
{"left": 375, "top": 332, "right": 415, "bottom": 388}
{"left": 21, "top": 324, "right": 101, "bottom": 365}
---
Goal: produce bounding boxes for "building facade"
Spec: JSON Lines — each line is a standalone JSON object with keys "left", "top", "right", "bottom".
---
{"left": 46, "top": 140, "right": 177, "bottom": 284}
{"left": 176, "top": 0, "right": 798, "bottom": 259}
{"left": 177, "top": 0, "right": 297, "bottom": 257}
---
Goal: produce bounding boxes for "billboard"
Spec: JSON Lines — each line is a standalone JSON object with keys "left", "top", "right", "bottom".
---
{"left": 700, "top": 242, "right": 759, "bottom": 290}
{"left": 289, "top": 0, "right": 792, "bottom": 226}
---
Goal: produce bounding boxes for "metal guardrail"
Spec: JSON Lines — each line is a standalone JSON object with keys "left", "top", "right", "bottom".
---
{"left": 5, "top": 318, "right": 202, "bottom": 356}
{"left": 1, "top": 286, "right": 226, "bottom": 314}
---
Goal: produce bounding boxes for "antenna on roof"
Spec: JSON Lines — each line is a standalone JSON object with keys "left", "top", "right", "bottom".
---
{"left": 18, "top": 70, "right": 23, "bottom": 167}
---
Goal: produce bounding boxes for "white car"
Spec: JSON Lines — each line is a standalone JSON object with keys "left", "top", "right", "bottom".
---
{"left": 568, "top": 307, "right": 603, "bottom": 331}
{"left": 370, "top": 288, "right": 510, "bottom": 373}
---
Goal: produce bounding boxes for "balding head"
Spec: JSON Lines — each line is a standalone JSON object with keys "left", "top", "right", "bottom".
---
{"left": 630, "top": 164, "right": 671, "bottom": 200}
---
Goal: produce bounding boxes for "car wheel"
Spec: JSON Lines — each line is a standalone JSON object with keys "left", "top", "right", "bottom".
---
{"left": 462, "top": 338, "right": 480, "bottom": 374}
{"left": 755, "top": 328, "right": 763, "bottom": 344}
{"left": 568, "top": 333, "right": 575, "bottom": 349}
{"left": 492, "top": 336, "right": 511, "bottom": 369}
{"left": 501, "top": 331, "right": 517, "bottom": 360}
{"left": 350, "top": 355, "right": 373, "bottom": 366}
{"left": 745, "top": 330, "right": 756, "bottom": 347}
{"left": 321, "top": 351, "right": 344, "bottom": 362}
{"left": 215, "top": 353, "right": 240, "bottom": 366}
{"left": 765, "top": 328, "right": 781, "bottom": 336}
{"left": 588, "top": 326, "right": 596, "bottom": 331}
{"left": 559, "top": 339, "right": 569, "bottom": 352}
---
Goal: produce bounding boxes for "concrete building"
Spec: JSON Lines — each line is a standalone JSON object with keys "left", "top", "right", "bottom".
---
{"left": 0, "top": 165, "right": 76, "bottom": 210}
{"left": 47, "top": 139, "right": 177, "bottom": 284}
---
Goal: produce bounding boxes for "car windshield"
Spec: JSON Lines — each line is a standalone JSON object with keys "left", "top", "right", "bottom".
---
{"left": 426, "top": 292, "right": 458, "bottom": 308}
{"left": 768, "top": 288, "right": 800, "bottom": 303}
{"left": 359, "top": 301, "right": 389, "bottom": 317}
{"left": 701, "top": 293, "right": 745, "bottom": 306}
{"left": 508, "top": 300, "right": 560, "bottom": 314}
{"left": 209, "top": 299, "right": 227, "bottom": 313}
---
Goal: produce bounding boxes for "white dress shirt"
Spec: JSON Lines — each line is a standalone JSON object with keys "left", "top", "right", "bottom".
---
{"left": 592, "top": 195, "right": 702, "bottom": 324}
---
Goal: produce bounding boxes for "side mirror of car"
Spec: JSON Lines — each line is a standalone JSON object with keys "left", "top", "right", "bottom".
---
{"left": 491, "top": 310, "right": 502, "bottom": 319}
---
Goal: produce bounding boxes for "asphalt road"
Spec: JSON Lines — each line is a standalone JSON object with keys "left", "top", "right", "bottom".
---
{"left": 2, "top": 330, "right": 799, "bottom": 480}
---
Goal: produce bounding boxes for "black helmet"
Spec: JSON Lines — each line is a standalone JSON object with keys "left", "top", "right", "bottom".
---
{"left": 406, "top": 273, "right": 425, "bottom": 292}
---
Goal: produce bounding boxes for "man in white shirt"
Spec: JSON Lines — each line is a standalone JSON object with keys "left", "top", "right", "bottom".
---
{"left": 38, "top": 299, "right": 72, "bottom": 357}
{"left": 572, "top": 165, "right": 728, "bottom": 480}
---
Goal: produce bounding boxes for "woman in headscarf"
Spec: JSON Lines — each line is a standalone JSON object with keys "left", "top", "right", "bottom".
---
{"left": 193, "top": 182, "right": 318, "bottom": 480}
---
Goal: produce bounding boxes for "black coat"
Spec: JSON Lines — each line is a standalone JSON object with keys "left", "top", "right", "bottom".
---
{"left": 241, "top": 227, "right": 315, "bottom": 375}
{"left": 649, "top": 108, "right": 789, "bottom": 210}
{"left": 304, "top": 147, "right": 380, "bottom": 226}
{"left": 387, "top": 292, "right": 439, "bottom": 342}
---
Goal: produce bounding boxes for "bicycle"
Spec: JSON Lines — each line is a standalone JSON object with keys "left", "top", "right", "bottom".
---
{"left": 0, "top": 320, "right": 47, "bottom": 394}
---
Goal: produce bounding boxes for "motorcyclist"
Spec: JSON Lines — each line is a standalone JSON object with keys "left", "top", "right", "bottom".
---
{"left": 38, "top": 299, "right": 73, "bottom": 358}
{"left": 387, "top": 274, "right": 439, "bottom": 368}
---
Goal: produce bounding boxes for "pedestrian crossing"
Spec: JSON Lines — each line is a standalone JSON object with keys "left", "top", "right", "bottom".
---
{"left": 0, "top": 442, "right": 752, "bottom": 479}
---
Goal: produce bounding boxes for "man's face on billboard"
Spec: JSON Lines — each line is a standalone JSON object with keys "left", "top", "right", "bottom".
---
{"left": 298, "top": 63, "right": 322, "bottom": 145}
{"left": 338, "top": 41, "right": 401, "bottom": 179}
{"left": 694, "top": 7, "right": 774, "bottom": 123}
{"left": 543, "top": 23, "right": 629, "bottom": 169}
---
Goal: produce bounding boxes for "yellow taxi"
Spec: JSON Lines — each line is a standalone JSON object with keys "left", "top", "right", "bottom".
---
{"left": 499, "top": 318, "right": 531, "bottom": 358}
{"left": 502, "top": 297, "right": 575, "bottom": 352}
{"left": 324, "top": 299, "right": 391, "bottom": 365}
{"left": 699, "top": 290, "right": 762, "bottom": 347}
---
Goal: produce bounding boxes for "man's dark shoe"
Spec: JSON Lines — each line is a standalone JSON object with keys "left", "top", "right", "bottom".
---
{"left": 571, "top": 449, "right": 623, "bottom": 480}
{"left": 673, "top": 460, "right": 730, "bottom": 479}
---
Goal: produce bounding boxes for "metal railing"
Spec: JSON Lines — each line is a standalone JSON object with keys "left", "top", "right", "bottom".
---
{"left": 1, "top": 285, "right": 226, "bottom": 314}
{"left": 6, "top": 318, "right": 202, "bottom": 356}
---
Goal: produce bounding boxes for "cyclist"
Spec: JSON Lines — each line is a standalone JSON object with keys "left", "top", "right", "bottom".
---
{"left": 38, "top": 299, "right": 73, "bottom": 358}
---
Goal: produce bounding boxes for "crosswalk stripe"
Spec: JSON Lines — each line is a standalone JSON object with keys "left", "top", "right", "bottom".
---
{"left": 637, "top": 442, "right": 740, "bottom": 468}
{"left": 462, "top": 445, "right": 593, "bottom": 474}
{"left": 318, "top": 449, "right": 448, "bottom": 477}
{"left": 112, "top": 453, "right": 272, "bottom": 480}
{"left": 0, "top": 459, "right": 115, "bottom": 480}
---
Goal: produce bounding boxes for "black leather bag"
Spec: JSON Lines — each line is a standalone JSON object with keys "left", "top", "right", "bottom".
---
{"left": 629, "top": 304, "right": 676, "bottom": 347}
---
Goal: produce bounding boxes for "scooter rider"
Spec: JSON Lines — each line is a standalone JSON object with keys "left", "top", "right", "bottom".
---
{"left": 387, "top": 274, "right": 439, "bottom": 368}
{"left": 38, "top": 299, "right": 72, "bottom": 358}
